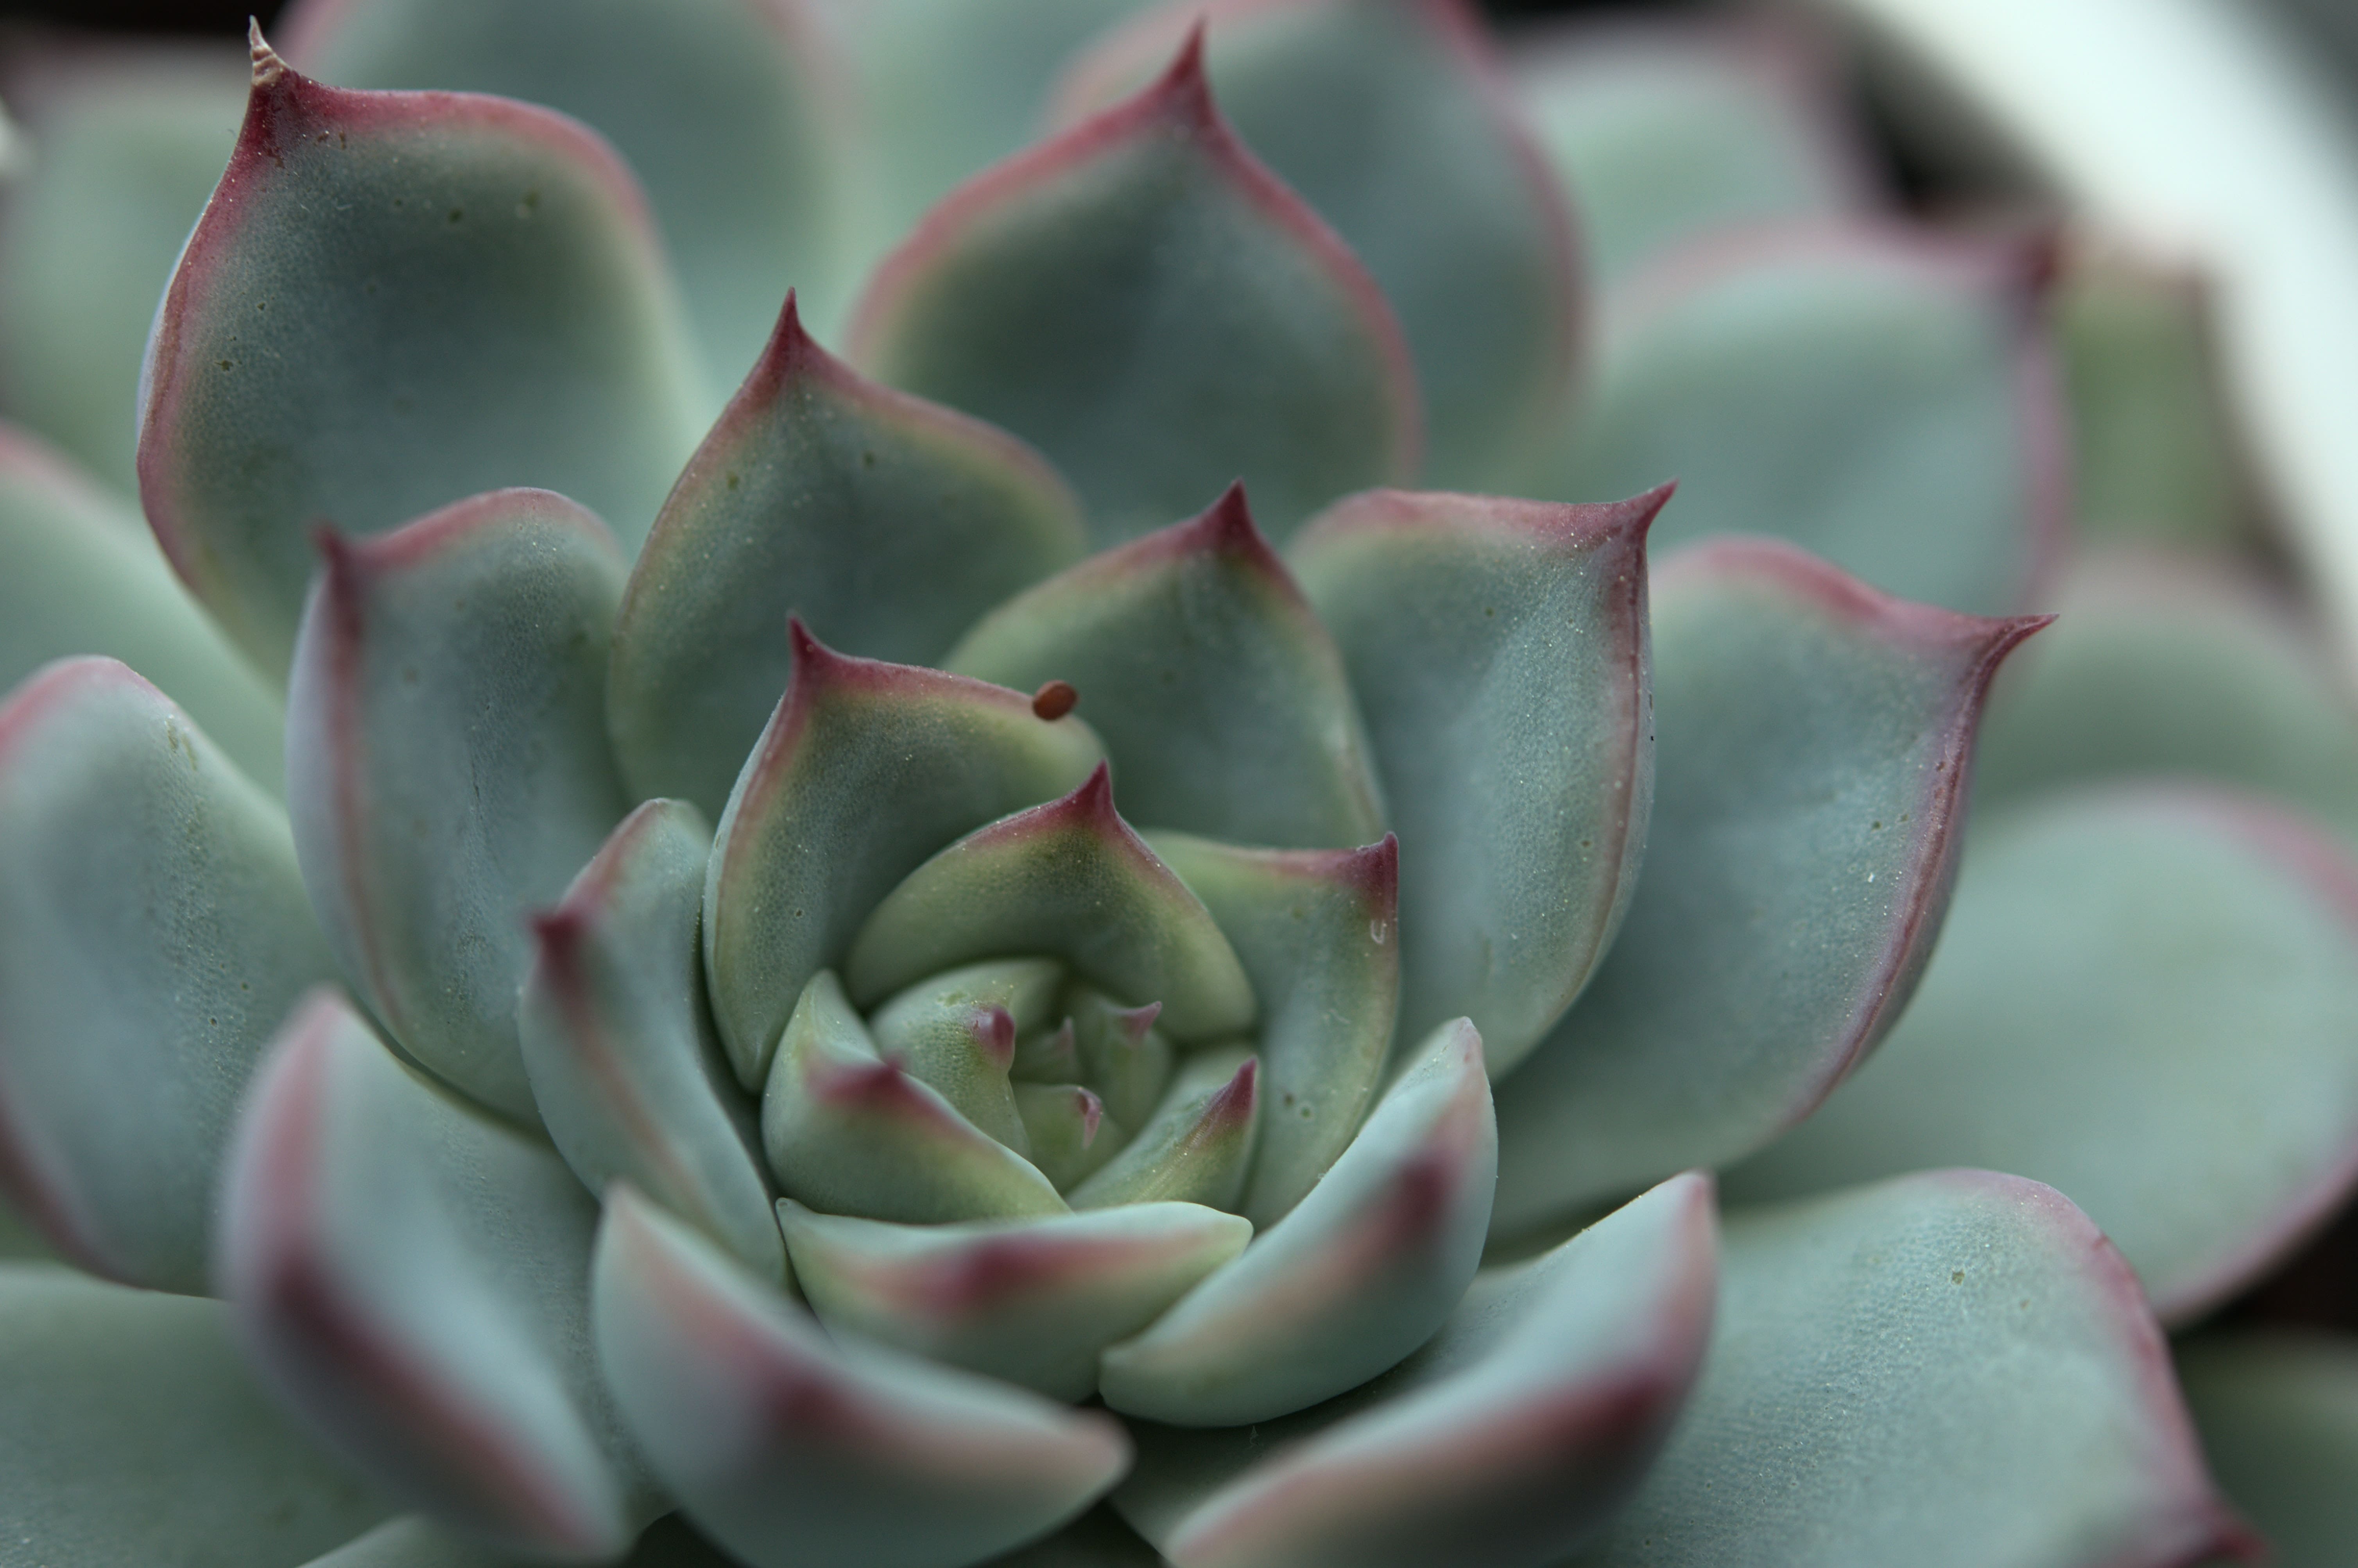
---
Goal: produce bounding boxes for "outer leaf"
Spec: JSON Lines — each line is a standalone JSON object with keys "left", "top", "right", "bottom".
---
{"left": 610, "top": 295, "right": 1086, "bottom": 817}
{"left": 1972, "top": 551, "right": 2358, "bottom": 846}
{"left": 137, "top": 33, "right": 705, "bottom": 671}
{"left": 848, "top": 766, "right": 1256, "bottom": 1042}
{"left": 0, "top": 658, "right": 334, "bottom": 1293}
{"left": 520, "top": 799, "right": 785, "bottom": 1282}
{"left": 593, "top": 1184, "right": 1132, "bottom": 1568}
{"left": 1147, "top": 833, "right": 1398, "bottom": 1225}
{"left": 2177, "top": 1332, "right": 2358, "bottom": 1568}
{"left": 0, "top": 45, "right": 245, "bottom": 492}
{"left": 0, "top": 422, "right": 283, "bottom": 789}
{"left": 220, "top": 992, "right": 646, "bottom": 1560}
{"left": 283, "top": 0, "right": 853, "bottom": 379}
{"left": 849, "top": 33, "right": 1418, "bottom": 546}
{"left": 1564, "top": 1172, "right": 2245, "bottom": 1568}
{"left": 1491, "top": 540, "right": 2046, "bottom": 1235}
{"left": 1112, "top": 1171, "right": 1717, "bottom": 1568}
{"left": 705, "top": 626, "right": 1103, "bottom": 1088}
{"left": 779, "top": 1199, "right": 1250, "bottom": 1400}
{"left": 1510, "top": 18, "right": 1871, "bottom": 282}
{"left": 948, "top": 484, "right": 1384, "bottom": 848}
{"left": 1289, "top": 486, "right": 1659, "bottom": 1075}
{"left": 1540, "top": 227, "right": 2064, "bottom": 617}
{"left": 1098, "top": 1020, "right": 1490, "bottom": 1427}
{"left": 1054, "top": 0, "right": 1578, "bottom": 485}
{"left": 0, "top": 1263, "right": 387, "bottom": 1565}
{"left": 762, "top": 972, "right": 1068, "bottom": 1224}
{"left": 286, "top": 489, "right": 632, "bottom": 1121}
{"left": 1725, "top": 788, "right": 2358, "bottom": 1322}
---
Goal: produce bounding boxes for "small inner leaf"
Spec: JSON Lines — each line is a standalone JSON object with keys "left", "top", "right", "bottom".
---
{"left": 1070, "top": 1048, "right": 1261, "bottom": 1214}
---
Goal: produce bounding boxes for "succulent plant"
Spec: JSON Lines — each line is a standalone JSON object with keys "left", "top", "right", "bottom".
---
{"left": 3, "top": 1, "right": 2358, "bottom": 1565}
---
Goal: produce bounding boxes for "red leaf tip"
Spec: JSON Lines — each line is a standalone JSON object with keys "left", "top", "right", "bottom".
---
{"left": 1205, "top": 1057, "right": 1260, "bottom": 1129}
{"left": 1157, "top": 20, "right": 1215, "bottom": 118}
{"left": 1112, "top": 1001, "right": 1163, "bottom": 1046}
{"left": 1076, "top": 1087, "right": 1106, "bottom": 1149}
{"left": 1071, "top": 761, "right": 1118, "bottom": 823}
{"left": 969, "top": 1005, "right": 1018, "bottom": 1070}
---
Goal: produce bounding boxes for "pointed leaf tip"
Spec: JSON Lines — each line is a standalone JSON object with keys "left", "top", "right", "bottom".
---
{"left": 249, "top": 20, "right": 287, "bottom": 87}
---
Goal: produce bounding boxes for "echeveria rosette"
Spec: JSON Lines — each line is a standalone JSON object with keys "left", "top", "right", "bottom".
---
{"left": 0, "top": 1, "right": 2346, "bottom": 1564}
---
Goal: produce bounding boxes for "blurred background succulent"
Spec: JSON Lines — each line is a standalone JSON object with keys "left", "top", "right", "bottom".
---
{"left": 1, "top": 1, "right": 2357, "bottom": 1565}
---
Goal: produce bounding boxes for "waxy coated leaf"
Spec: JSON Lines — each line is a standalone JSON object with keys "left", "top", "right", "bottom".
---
{"left": 1059, "top": 989, "right": 1175, "bottom": 1132}
{"left": 1070, "top": 1049, "right": 1261, "bottom": 1213}
{"left": 1289, "top": 487, "right": 1658, "bottom": 1076}
{"left": 137, "top": 34, "right": 705, "bottom": 671}
{"left": 1491, "top": 541, "right": 2044, "bottom": 1236}
{"left": 1099, "top": 1020, "right": 1491, "bottom": 1428}
{"left": 0, "top": 421, "right": 283, "bottom": 791}
{"left": 1055, "top": 0, "right": 1577, "bottom": 486}
{"left": 286, "top": 489, "right": 633, "bottom": 1122}
{"left": 283, "top": 0, "right": 853, "bottom": 380}
{"left": 1016, "top": 1084, "right": 1123, "bottom": 1193}
{"left": 611, "top": 296, "right": 1086, "bottom": 818}
{"left": 706, "top": 628, "right": 1103, "bottom": 1088}
{"left": 0, "top": 659, "right": 334, "bottom": 1293}
{"left": 0, "top": 48, "right": 244, "bottom": 491}
{"left": 1725, "top": 789, "right": 2358, "bottom": 1323}
{"left": 836, "top": 0, "right": 1162, "bottom": 255}
{"left": 948, "top": 485, "right": 1384, "bottom": 849}
{"left": 0, "top": 1264, "right": 388, "bottom": 1566}
{"left": 593, "top": 1185, "right": 1133, "bottom": 1568}
{"left": 762, "top": 972, "right": 1068, "bottom": 1225}
{"left": 869, "top": 965, "right": 1044, "bottom": 1155}
{"left": 1972, "top": 552, "right": 2358, "bottom": 847}
{"left": 1114, "top": 1172, "right": 1715, "bottom": 1568}
{"left": 220, "top": 992, "right": 647, "bottom": 1560}
{"left": 2055, "top": 244, "right": 2251, "bottom": 550}
{"left": 1541, "top": 229, "right": 2063, "bottom": 617}
{"left": 1564, "top": 1173, "right": 2243, "bottom": 1568}
{"left": 848, "top": 767, "right": 1257, "bottom": 1042}
{"left": 1511, "top": 19, "right": 1872, "bottom": 283}
{"left": 2177, "top": 1332, "right": 2358, "bottom": 1566}
{"left": 779, "top": 1200, "right": 1250, "bottom": 1401}
{"left": 850, "top": 34, "right": 1418, "bottom": 546}
{"left": 520, "top": 800, "right": 785, "bottom": 1282}
{"left": 1147, "top": 834, "right": 1398, "bottom": 1225}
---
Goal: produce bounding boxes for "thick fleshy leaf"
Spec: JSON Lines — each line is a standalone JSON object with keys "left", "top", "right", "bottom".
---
{"left": 1070, "top": 1049, "right": 1260, "bottom": 1213}
{"left": 1491, "top": 540, "right": 2046, "bottom": 1235}
{"left": 706, "top": 627, "right": 1104, "bottom": 1088}
{"left": 1112, "top": 1171, "right": 1715, "bottom": 1568}
{"left": 520, "top": 800, "right": 784, "bottom": 1282}
{"left": 2055, "top": 240, "right": 2251, "bottom": 550}
{"left": 1510, "top": 18, "right": 1872, "bottom": 283}
{"left": 286, "top": 489, "right": 632, "bottom": 1121}
{"left": 1099, "top": 1020, "right": 1489, "bottom": 1427}
{"left": 610, "top": 295, "right": 1086, "bottom": 818}
{"left": 0, "top": 45, "right": 245, "bottom": 491}
{"left": 283, "top": 0, "right": 853, "bottom": 379}
{"left": 137, "top": 32, "right": 704, "bottom": 671}
{"left": 1288, "top": 487, "right": 1659, "bottom": 1075}
{"left": 834, "top": 0, "right": 1161, "bottom": 257}
{"left": 848, "top": 767, "right": 1257, "bottom": 1042}
{"left": 1972, "top": 551, "right": 2358, "bottom": 847}
{"left": 1539, "top": 228, "right": 2064, "bottom": 617}
{"left": 0, "top": 422, "right": 284, "bottom": 789}
{"left": 762, "top": 971, "right": 1067, "bottom": 1224}
{"left": 947, "top": 484, "right": 1384, "bottom": 849}
{"left": 0, "top": 1263, "right": 388, "bottom": 1564}
{"left": 780, "top": 1199, "right": 1250, "bottom": 1400}
{"left": 220, "top": 992, "right": 646, "bottom": 1559}
{"left": 0, "top": 658, "right": 334, "bottom": 1293}
{"left": 593, "top": 1184, "right": 1132, "bottom": 1568}
{"left": 1147, "top": 834, "right": 1398, "bottom": 1225}
{"left": 1015, "top": 1085, "right": 1122, "bottom": 1192}
{"left": 1058, "top": 989, "right": 1174, "bottom": 1131}
{"left": 849, "top": 33, "right": 1418, "bottom": 547}
{"left": 2177, "top": 1332, "right": 2358, "bottom": 1567}
{"left": 1563, "top": 1172, "right": 2244, "bottom": 1568}
{"left": 868, "top": 970, "right": 1034, "bottom": 1155}
{"left": 1054, "top": 0, "right": 1577, "bottom": 485}
{"left": 1725, "top": 788, "right": 2358, "bottom": 1322}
